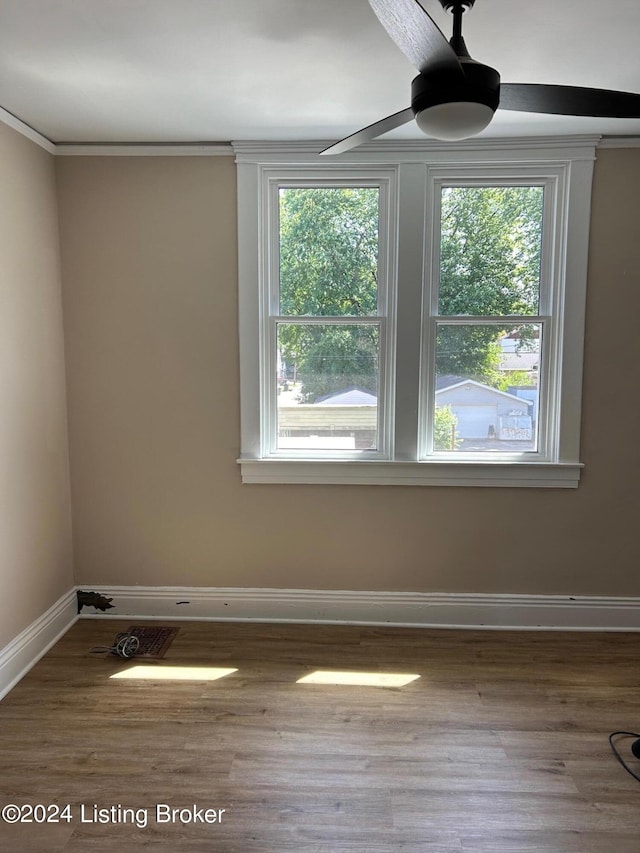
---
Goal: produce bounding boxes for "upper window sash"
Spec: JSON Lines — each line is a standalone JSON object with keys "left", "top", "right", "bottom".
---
{"left": 425, "top": 169, "right": 563, "bottom": 318}
{"left": 268, "top": 179, "right": 391, "bottom": 318}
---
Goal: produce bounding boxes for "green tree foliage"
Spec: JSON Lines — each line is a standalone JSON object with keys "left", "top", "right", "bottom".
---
{"left": 434, "top": 405, "right": 460, "bottom": 451}
{"left": 279, "top": 187, "right": 378, "bottom": 316}
{"left": 492, "top": 369, "right": 537, "bottom": 392}
{"left": 279, "top": 324, "right": 378, "bottom": 403}
{"left": 435, "top": 325, "right": 503, "bottom": 384}
{"left": 439, "top": 185, "right": 542, "bottom": 316}
{"left": 435, "top": 323, "right": 540, "bottom": 390}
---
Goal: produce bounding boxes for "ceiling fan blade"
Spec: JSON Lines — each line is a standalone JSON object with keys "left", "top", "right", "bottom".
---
{"left": 320, "top": 107, "right": 415, "bottom": 156}
{"left": 368, "top": 0, "right": 463, "bottom": 76}
{"left": 500, "top": 83, "right": 640, "bottom": 118}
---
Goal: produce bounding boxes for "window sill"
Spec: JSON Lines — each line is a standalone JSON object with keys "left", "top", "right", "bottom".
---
{"left": 237, "top": 458, "right": 583, "bottom": 488}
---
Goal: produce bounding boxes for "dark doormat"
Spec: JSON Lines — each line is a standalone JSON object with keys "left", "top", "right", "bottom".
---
{"left": 125, "top": 626, "right": 179, "bottom": 659}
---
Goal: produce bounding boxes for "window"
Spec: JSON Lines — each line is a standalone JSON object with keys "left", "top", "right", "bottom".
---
{"left": 274, "top": 183, "right": 391, "bottom": 456}
{"left": 428, "top": 182, "right": 545, "bottom": 455}
{"left": 235, "top": 139, "right": 597, "bottom": 487}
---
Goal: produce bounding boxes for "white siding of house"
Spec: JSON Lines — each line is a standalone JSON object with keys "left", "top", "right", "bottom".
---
{"left": 449, "top": 405, "right": 497, "bottom": 439}
{"left": 436, "top": 381, "right": 531, "bottom": 440}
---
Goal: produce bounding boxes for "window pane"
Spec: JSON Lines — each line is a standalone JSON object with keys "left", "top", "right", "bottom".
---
{"left": 277, "top": 323, "right": 379, "bottom": 451}
{"left": 279, "top": 187, "right": 379, "bottom": 316}
{"left": 439, "top": 186, "right": 543, "bottom": 316}
{"left": 434, "top": 324, "right": 541, "bottom": 453}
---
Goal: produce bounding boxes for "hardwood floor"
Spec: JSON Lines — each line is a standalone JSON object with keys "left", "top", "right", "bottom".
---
{"left": 1, "top": 619, "right": 639, "bottom": 852}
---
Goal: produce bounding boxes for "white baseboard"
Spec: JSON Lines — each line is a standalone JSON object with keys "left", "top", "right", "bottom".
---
{"left": 78, "top": 586, "right": 640, "bottom": 632}
{"left": 0, "top": 589, "right": 78, "bottom": 701}
{"left": 1, "top": 585, "right": 636, "bottom": 700}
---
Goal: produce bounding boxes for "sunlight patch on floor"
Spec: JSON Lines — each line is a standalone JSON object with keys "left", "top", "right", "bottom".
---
{"left": 110, "top": 666, "right": 238, "bottom": 681}
{"left": 296, "top": 670, "right": 420, "bottom": 688}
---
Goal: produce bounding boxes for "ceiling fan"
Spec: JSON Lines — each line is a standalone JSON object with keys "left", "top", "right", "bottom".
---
{"left": 321, "top": 0, "right": 640, "bottom": 154}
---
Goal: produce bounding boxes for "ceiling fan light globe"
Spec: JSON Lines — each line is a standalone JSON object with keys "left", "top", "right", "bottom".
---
{"left": 415, "top": 101, "right": 495, "bottom": 140}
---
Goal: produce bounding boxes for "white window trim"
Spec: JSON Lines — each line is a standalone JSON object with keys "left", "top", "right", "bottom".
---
{"left": 234, "top": 136, "right": 598, "bottom": 487}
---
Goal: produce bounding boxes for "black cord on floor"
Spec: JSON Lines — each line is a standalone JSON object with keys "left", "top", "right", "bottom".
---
{"left": 609, "top": 731, "right": 640, "bottom": 783}
{"left": 90, "top": 632, "right": 140, "bottom": 659}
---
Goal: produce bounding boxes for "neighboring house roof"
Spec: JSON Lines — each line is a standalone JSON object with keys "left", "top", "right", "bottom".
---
{"left": 314, "top": 380, "right": 531, "bottom": 408}
{"left": 500, "top": 351, "right": 539, "bottom": 372}
{"left": 499, "top": 336, "right": 539, "bottom": 372}
{"left": 435, "top": 378, "right": 532, "bottom": 408}
{"left": 315, "top": 388, "right": 377, "bottom": 406}
{"left": 435, "top": 375, "right": 466, "bottom": 391}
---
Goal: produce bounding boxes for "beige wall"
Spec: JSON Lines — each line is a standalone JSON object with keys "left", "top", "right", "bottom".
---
{"left": 56, "top": 149, "right": 640, "bottom": 596}
{"left": 0, "top": 124, "right": 74, "bottom": 649}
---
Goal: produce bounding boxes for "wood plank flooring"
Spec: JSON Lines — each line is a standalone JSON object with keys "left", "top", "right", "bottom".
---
{"left": 0, "top": 620, "right": 639, "bottom": 852}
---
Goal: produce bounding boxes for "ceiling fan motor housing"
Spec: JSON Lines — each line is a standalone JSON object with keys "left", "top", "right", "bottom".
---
{"left": 411, "top": 58, "right": 500, "bottom": 116}
{"left": 439, "top": 0, "right": 476, "bottom": 10}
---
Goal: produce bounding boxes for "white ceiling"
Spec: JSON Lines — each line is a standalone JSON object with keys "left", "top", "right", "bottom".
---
{"left": 1, "top": 0, "right": 640, "bottom": 145}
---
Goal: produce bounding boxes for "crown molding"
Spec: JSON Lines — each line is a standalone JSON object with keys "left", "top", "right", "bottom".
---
{"left": 232, "top": 135, "right": 602, "bottom": 164}
{"left": 0, "top": 106, "right": 55, "bottom": 154}
{"left": 598, "top": 136, "right": 640, "bottom": 148}
{"left": 46, "top": 134, "right": 640, "bottom": 156}
{"left": 55, "top": 142, "right": 234, "bottom": 156}
{"left": 1, "top": 103, "right": 636, "bottom": 158}
{"left": 233, "top": 134, "right": 603, "bottom": 154}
